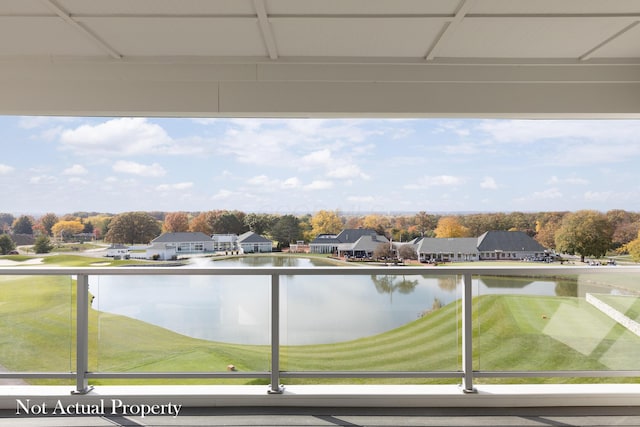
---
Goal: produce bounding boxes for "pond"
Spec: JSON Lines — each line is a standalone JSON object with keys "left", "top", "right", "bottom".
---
{"left": 90, "top": 256, "right": 613, "bottom": 345}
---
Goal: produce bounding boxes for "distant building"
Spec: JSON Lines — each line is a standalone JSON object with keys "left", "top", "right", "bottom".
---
{"left": 238, "top": 231, "right": 273, "bottom": 253}
{"left": 146, "top": 232, "right": 214, "bottom": 260}
{"left": 476, "top": 230, "right": 547, "bottom": 261}
{"left": 106, "top": 244, "right": 130, "bottom": 259}
{"left": 414, "top": 237, "right": 479, "bottom": 263}
{"left": 412, "top": 230, "right": 547, "bottom": 263}
{"left": 310, "top": 229, "right": 388, "bottom": 257}
{"left": 211, "top": 234, "right": 239, "bottom": 252}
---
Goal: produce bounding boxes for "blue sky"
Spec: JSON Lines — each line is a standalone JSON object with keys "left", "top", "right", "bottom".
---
{"left": 1, "top": 116, "right": 639, "bottom": 215}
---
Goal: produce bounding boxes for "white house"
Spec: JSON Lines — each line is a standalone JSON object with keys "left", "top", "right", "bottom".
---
{"left": 146, "top": 232, "right": 214, "bottom": 260}
{"left": 211, "top": 234, "right": 239, "bottom": 252}
{"left": 106, "top": 244, "right": 130, "bottom": 259}
{"left": 237, "top": 231, "right": 273, "bottom": 253}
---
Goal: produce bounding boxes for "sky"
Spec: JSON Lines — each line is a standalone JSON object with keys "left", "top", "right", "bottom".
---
{"left": 1, "top": 116, "right": 640, "bottom": 216}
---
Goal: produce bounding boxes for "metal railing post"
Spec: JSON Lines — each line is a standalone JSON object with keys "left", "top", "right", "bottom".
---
{"left": 73, "top": 274, "right": 93, "bottom": 394}
{"left": 462, "top": 272, "right": 476, "bottom": 393}
{"left": 268, "top": 273, "right": 284, "bottom": 394}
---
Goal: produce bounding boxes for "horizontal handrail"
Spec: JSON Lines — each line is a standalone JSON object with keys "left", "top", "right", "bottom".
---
{"left": 0, "top": 264, "right": 639, "bottom": 395}
{"left": 1, "top": 265, "right": 638, "bottom": 276}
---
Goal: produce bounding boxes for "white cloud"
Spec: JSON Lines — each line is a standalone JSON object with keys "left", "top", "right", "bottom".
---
{"left": 282, "top": 177, "right": 301, "bottom": 189}
{"left": 548, "top": 175, "right": 588, "bottom": 185}
{"left": 247, "top": 175, "right": 302, "bottom": 191}
{"left": 18, "top": 116, "right": 75, "bottom": 130}
{"left": 518, "top": 187, "right": 563, "bottom": 201}
{"left": 112, "top": 160, "right": 166, "bottom": 177}
{"left": 68, "top": 177, "right": 89, "bottom": 185}
{"left": 302, "top": 149, "right": 332, "bottom": 167}
{"left": 59, "top": 118, "right": 175, "bottom": 156}
{"left": 304, "top": 180, "right": 334, "bottom": 190}
{"left": 30, "top": 175, "right": 57, "bottom": 184}
{"left": 247, "top": 175, "right": 272, "bottom": 186}
{"left": 62, "top": 164, "right": 88, "bottom": 176}
{"left": 583, "top": 190, "right": 636, "bottom": 203}
{"left": 405, "top": 175, "right": 465, "bottom": 189}
{"left": 156, "top": 182, "right": 193, "bottom": 191}
{"left": 480, "top": 176, "right": 498, "bottom": 189}
{"left": 327, "top": 164, "right": 370, "bottom": 180}
{"left": 0, "top": 164, "right": 14, "bottom": 174}
{"left": 211, "top": 189, "right": 233, "bottom": 200}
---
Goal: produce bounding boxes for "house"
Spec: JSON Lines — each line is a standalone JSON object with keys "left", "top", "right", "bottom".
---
{"left": 106, "top": 244, "right": 130, "bottom": 259}
{"left": 413, "top": 230, "right": 547, "bottom": 263}
{"left": 414, "top": 237, "right": 479, "bottom": 263}
{"left": 238, "top": 231, "right": 273, "bottom": 253}
{"left": 310, "top": 229, "right": 388, "bottom": 256}
{"left": 338, "top": 234, "right": 390, "bottom": 259}
{"left": 146, "top": 232, "right": 214, "bottom": 260}
{"left": 309, "top": 234, "right": 342, "bottom": 254}
{"left": 211, "top": 234, "right": 239, "bottom": 252}
{"left": 477, "top": 230, "right": 547, "bottom": 261}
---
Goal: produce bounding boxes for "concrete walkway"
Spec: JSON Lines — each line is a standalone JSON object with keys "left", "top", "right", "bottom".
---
{"left": 1, "top": 406, "right": 640, "bottom": 426}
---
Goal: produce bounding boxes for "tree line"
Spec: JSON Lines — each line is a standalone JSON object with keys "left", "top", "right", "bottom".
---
{"left": 1, "top": 209, "right": 640, "bottom": 262}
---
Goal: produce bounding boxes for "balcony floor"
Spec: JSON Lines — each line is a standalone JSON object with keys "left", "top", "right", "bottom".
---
{"left": 1, "top": 405, "right": 640, "bottom": 426}
{"left": 1, "top": 385, "right": 640, "bottom": 426}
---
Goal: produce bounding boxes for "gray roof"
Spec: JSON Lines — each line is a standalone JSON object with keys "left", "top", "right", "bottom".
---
{"left": 312, "top": 229, "right": 386, "bottom": 245}
{"left": 415, "top": 237, "right": 478, "bottom": 254}
{"left": 335, "top": 229, "right": 380, "bottom": 244}
{"left": 339, "top": 235, "right": 389, "bottom": 252}
{"left": 477, "top": 231, "right": 546, "bottom": 252}
{"left": 151, "top": 232, "right": 211, "bottom": 243}
{"left": 310, "top": 234, "right": 341, "bottom": 245}
{"left": 238, "top": 231, "right": 272, "bottom": 244}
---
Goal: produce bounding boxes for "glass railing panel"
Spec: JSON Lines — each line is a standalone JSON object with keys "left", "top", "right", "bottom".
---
{"left": 474, "top": 270, "right": 640, "bottom": 378}
{"left": 0, "top": 275, "right": 73, "bottom": 383}
{"left": 280, "top": 273, "right": 461, "bottom": 381}
{"left": 90, "top": 274, "right": 271, "bottom": 383}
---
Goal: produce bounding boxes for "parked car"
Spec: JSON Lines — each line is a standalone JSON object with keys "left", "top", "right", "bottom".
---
{"left": 8, "top": 250, "right": 19, "bottom": 255}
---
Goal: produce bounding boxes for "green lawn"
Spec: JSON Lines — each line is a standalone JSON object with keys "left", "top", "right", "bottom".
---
{"left": 592, "top": 294, "right": 640, "bottom": 322}
{"left": 1, "top": 269, "right": 639, "bottom": 386}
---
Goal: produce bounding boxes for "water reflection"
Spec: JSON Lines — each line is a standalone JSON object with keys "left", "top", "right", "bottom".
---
{"left": 91, "top": 256, "right": 605, "bottom": 345}
{"left": 371, "top": 275, "right": 419, "bottom": 300}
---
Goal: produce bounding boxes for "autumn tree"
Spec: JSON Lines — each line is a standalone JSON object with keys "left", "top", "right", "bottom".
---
{"left": 434, "top": 216, "right": 471, "bottom": 238}
{"left": 52, "top": 220, "right": 84, "bottom": 241}
{"left": 104, "top": 211, "right": 161, "bottom": 244}
{"left": 626, "top": 231, "right": 640, "bottom": 262}
{"left": 362, "top": 214, "right": 390, "bottom": 237}
{"left": 163, "top": 212, "right": 190, "bottom": 233}
{"left": 12, "top": 215, "right": 34, "bottom": 234}
{"left": 189, "top": 212, "right": 213, "bottom": 234}
{"left": 38, "top": 213, "right": 59, "bottom": 236}
{"left": 310, "top": 210, "right": 343, "bottom": 237}
{"left": 555, "top": 210, "right": 614, "bottom": 262}
{"left": 606, "top": 209, "right": 640, "bottom": 250}
{"left": 415, "top": 211, "right": 437, "bottom": 237}
{"left": 534, "top": 212, "right": 566, "bottom": 250}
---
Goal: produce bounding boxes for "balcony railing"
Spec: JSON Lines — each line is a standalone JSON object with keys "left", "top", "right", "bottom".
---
{"left": 1, "top": 265, "right": 639, "bottom": 396}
